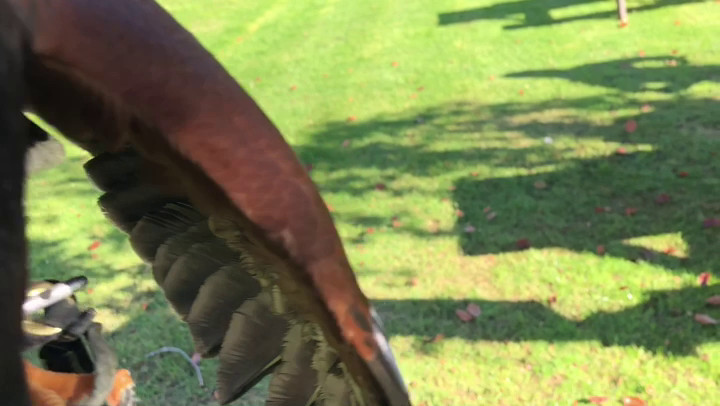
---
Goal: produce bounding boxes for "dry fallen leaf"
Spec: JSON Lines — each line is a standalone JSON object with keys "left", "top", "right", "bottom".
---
{"left": 516, "top": 238, "right": 531, "bottom": 250}
{"left": 638, "top": 50, "right": 646, "bottom": 57}
{"left": 406, "top": 277, "right": 419, "bottom": 287}
{"left": 88, "top": 241, "right": 101, "bottom": 251}
{"left": 486, "top": 211, "right": 497, "bottom": 221}
{"left": 466, "top": 303, "right": 482, "bottom": 318}
{"left": 424, "top": 333, "right": 444, "bottom": 344}
{"left": 347, "top": 116, "right": 357, "bottom": 122}
{"left": 706, "top": 295, "right": 720, "bottom": 306}
{"left": 597, "top": 245, "right": 606, "bottom": 255}
{"left": 616, "top": 147, "right": 628, "bottom": 155}
{"left": 678, "top": 171, "right": 689, "bottom": 177}
{"left": 625, "top": 207, "right": 638, "bottom": 216}
{"left": 455, "top": 209, "right": 465, "bottom": 218}
{"left": 587, "top": 396, "right": 609, "bottom": 404}
{"left": 702, "top": 218, "right": 720, "bottom": 228}
{"left": 375, "top": 183, "right": 387, "bottom": 191}
{"left": 699, "top": 272, "right": 711, "bottom": 286}
{"left": 534, "top": 180, "right": 547, "bottom": 190}
{"left": 342, "top": 139, "right": 351, "bottom": 148}
{"left": 456, "top": 309, "right": 473, "bottom": 322}
{"left": 625, "top": 119, "right": 638, "bottom": 133}
{"left": 694, "top": 313, "right": 718, "bottom": 325}
{"left": 641, "top": 104, "right": 652, "bottom": 113}
{"left": 655, "top": 193, "right": 671, "bottom": 205}
{"left": 623, "top": 397, "right": 646, "bottom": 406}
{"left": 547, "top": 295, "right": 557, "bottom": 305}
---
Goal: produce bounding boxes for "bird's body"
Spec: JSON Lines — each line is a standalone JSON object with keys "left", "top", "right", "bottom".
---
{"left": 1, "top": 0, "right": 411, "bottom": 405}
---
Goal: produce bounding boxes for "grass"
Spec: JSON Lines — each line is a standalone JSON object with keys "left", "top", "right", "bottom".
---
{"left": 23, "top": 0, "right": 720, "bottom": 404}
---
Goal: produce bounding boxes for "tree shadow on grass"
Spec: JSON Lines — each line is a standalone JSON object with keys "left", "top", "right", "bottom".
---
{"left": 374, "top": 284, "right": 719, "bottom": 355}
{"left": 437, "top": 0, "right": 706, "bottom": 30}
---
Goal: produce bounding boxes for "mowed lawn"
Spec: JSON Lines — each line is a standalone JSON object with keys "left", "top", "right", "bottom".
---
{"left": 24, "top": 0, "right": 720, "bottom": 405}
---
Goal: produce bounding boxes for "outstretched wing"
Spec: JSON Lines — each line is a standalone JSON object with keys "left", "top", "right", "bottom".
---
{"left": 15, "top": 0, "right": 410, "bottom": 405}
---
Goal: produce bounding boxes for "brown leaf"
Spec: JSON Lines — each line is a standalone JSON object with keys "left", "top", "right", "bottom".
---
{"left": 406, "top": 278, "right": 419, "bottom": 287}
{"left": 424, "top": 333, "right": 444, "bottom": 344}
{"left": 547, "top": 295, "right": 557, "bottom": 305}
{"left": 678, "top": 171, "right": 689, "bottom": 177}
{"left": 142, "top": 303, "right": 149, "bottom": 311}
{"left": 655, "top": 193, "right": 671, "bottom": 205}
{"left": 417, "top": 86, "right": 425, "bottom": 92}
{"left": 466, "top": 303, "right": 482, "bottom": 318}
{"left": 516, "top": 238, "right": 531, "bottom": 250}
{"left": 392, "top": 219, "right": 403, "bottom": 228}
{"left": 456, "top": 309, "right": 473, "bottom": 322}
{"left": 534, "top": 180, "right": 547, "bottom": 190}
{"left": 588, "top": 396, "right": 609, "bottom": 404}
{"left": 597, "top": 245, "right": 606, "bottom": 255}
{"left": 375, "top": 183, "right": 387, "bottom": 191}
{"left": 663, "top": 246, "right": 676, "bottom": 255}
{"left": 671, "top": 49, "right": 679, "bottom": 55}
{"left": 625, "top": 119, "right": 638, "bottom": 133}
{"left": 455, "top": 209, "right": 465, "bottom": 218}
{"left": 699, "top": 272, "right": 711, "bottom": 286}
{"left": 638, "top": 50, "right": 646, "bottom": 57}
{"left": 625, "top": 207, "right": 638, "bottom": 216}
{"left": 706, "top": 295, "right": 720, "bottom": 306}
{"left": 518, "top": 89, "right": 525, "bottom": 96}
{"left": 342, "top": 139, "right": 351, "bottom": 148}
{"left": 616, "top": 147, "right": 628, "bottom": 155}
{"left": 486, "top": 211, "right": 497, "bottom": 221}
{"left": 641, "top": 104, "right": 652, "bottom": 113}
{"left": 623, "top": 397, "right": 646, "bottom": 406}
{"left": 427, "top": 219, "right": 440, "bottom": 234}
{"left": 702, "top": 218, "right": 720, "bottom": 228}
{"left": 290, "top": 85, "right": 297, "bottom": 91}
{"left": 694, "top": 313, "right": 718, "bottom": 325}
{"left": 347, "top": 116, "right": 357, "bottom": 122}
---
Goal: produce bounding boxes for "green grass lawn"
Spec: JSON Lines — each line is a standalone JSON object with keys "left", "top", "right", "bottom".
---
{"left": 24, "top": 0, "right": 720, "bottom": 404}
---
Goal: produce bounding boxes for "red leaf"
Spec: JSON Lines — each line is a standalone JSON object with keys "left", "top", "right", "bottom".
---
{"left": 87, "top": 289, "right": 94, "bottom": 295}
{"left": 392, "top": 220, "right": 403, "bottom": 228}
{"left": 455, "top": 209, "right": 465, "bottom": 218}
{"left": 466, "top": 303, "right": 482, "bottom": 317}
{"left": 518, "top": 89, "right": 525, "bottom": 96}
{"left": 347, "top": 116, "right": 357, "bottom": 122}
{"left": 375, "top": 183, "right": 387, "bottom": 191}
{"left": 588, "top": 396, "right": 609, "bottom": 404}
{"left": 290, "top": 85, "right": 297, "bottom": 91}
{"left": 367, "top": 228, "right": 375, "bottom": 234}
{"left": 142, "top": 303, "right": 149, "bottom": 311}
{"left": 655, "top": 193, "right": 671, "bottom": 205}
{"left": 625, "top": 119, "right": 638, "bottom": 133}
{"left": 516, "top": 238, "right": 531, "bottom": 250}
{"left": 706, "top": 295, "right": 720, "bottom": 306}
{"left": 674, "top": 20, "right": 681, "bottom": 26}
{"left": 471, "top": 171, "right": 479, "bottom": 177}
{"left": 391, "top": 61, "right": 399, "bottom": 67}
{"left": 699, "top": 272, "right": 711, "bottom": 286}
{"left": 638, "top": 50, "right": 646, "bottom": 57}
{"left": 625, "top": 207, "right": 638, "bottom": 216}
{"left": 702, "top": 218, "right": 720, "bottom": 228}
{"left": 597, "top": 245, "right": 606, "bottom": 255}
{"left": 489, "top": 75, "right": 496, "bottom": 81}
{"left": 88, "top": 241, "right": 101, "bottom": 251}
{"left": 663, "top": 246, "right": 676, "bottom": 255}
{"left": 678, "top": 171, "right": 689, "bottom": 177}
{"left": 619, "top": 21, "right": 629, "bottom": 28}
{"left": 326, "top": 203, "right": 335, "bottom": 213}
{"left": 616, "top": 147, "right": 628, "bottom": 155}
{"left": 641, "top": 104, "right": 652, "bottom": 113}
{"left": 623, "top": 397, "right": 646, "bottom": 406}
{"left": 406, "top": 277, "right": 419, "bottom": 287}
{"left": 409, "top": 94, "right": 418, "bottom": 99}
{"left": 455, "top": 309, "right": 473, "bottom": 322}
{"left": 694, "top": 313, "right": 718, "bottom": 325}
{"left": 595, "top": 207, "right": 607, "bottom": 214}
{"left": 547, "top": 295, "right": 557, "bottom": 305}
